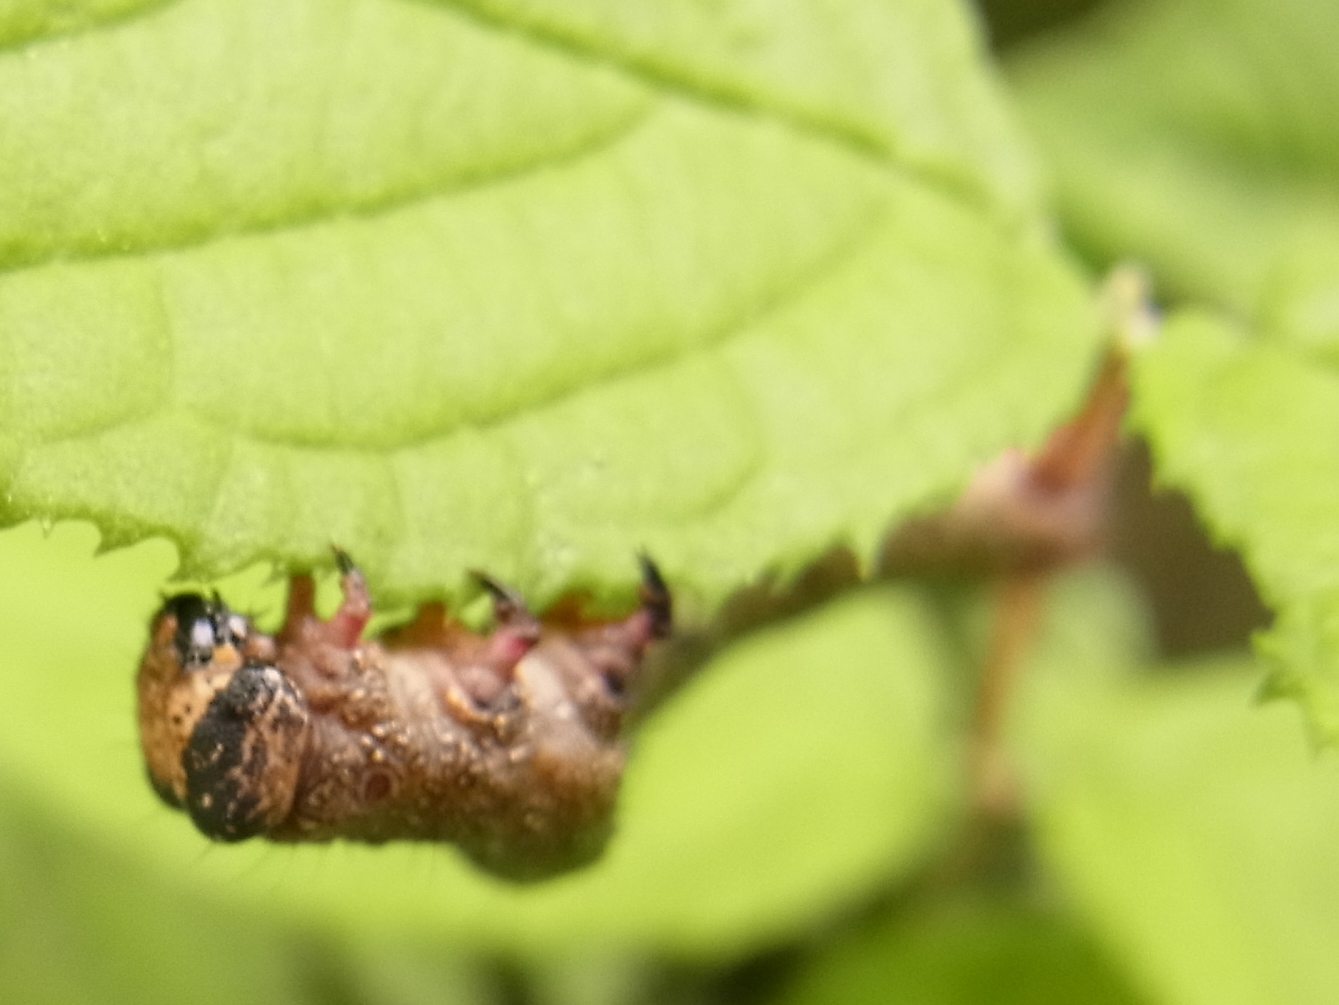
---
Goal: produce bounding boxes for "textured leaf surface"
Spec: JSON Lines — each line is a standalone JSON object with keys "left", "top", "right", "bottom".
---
{"left": 1015, "top": 569, "right": 1339, "bottom": 1005}
{"left": 0, "top": 522, "right": 954, "bottom": 955}
{"left": 1130, "top": 312, "right": 1339, "bottom": 741}
{"left": 0, "top": 0, "right": 171, "bottom": 47}
{"left": 422, "top": 0, "right": 1039, "bottom": 213}
{"left": 1009, "top": 0, "right": 1339, "bottom": 315}
{"left": 0, "top": 0, "right": 1097, "bottom": 608}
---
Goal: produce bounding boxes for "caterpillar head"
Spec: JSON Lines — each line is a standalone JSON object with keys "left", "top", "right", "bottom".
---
{"left": 137, "top": 594, "right": 309, "bottom": 839}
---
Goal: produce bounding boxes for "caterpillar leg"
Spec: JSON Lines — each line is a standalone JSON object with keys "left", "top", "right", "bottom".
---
{"left": 277, "top": 549, "right": 370, "bottom": 649}
{"left": 431, "top": 571, "right": 540, "bottom": 713}
{"left": 328, "top": 547, "right": 371, "bottom": 647}
{"left": 472, "top": 571, "right": 541, "bottom": 677}
{"left": 543, "top": 555, "right": 673, "bottom": 714}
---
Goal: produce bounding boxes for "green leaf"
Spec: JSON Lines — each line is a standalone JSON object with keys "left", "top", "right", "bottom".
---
{"left": 0, "top": 0, "right": 170, "bottom": 48}
{"left": 1006, "top": 0, "right": 1339, "bottom": 749}
{"left": 777, "top": 892, "right": 1145, "bottom": 1005}
{"left": 0, "top": 521, "right": 955, "bottom": 956}
{"left": 1257, "top": 236, "right": 1339, "bottom": 366}
{"left": 0, "top": 784, "right": 310, "bottom": 1005}
{"left": 1015, "top": 570, "right": 1339, "bottom": 1005}
{"left": 0, "top": 0, "right": 1098, "bottom": 607}
{"left": 419, "top": 0, "right": 1041, "bottom": 214}
{"left": 1129, "top": 311, "right": 1339, "bottom": 741}
{"left": 1012, "top": 0, "right": 1339, "bottom": 740}
{"left": 1009, "top": 0, "right": 1339, "bottom": 315}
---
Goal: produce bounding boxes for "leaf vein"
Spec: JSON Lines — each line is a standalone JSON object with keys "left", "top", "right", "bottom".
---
{"left": 0, "top": 96, "right": 653, "bottom": 279}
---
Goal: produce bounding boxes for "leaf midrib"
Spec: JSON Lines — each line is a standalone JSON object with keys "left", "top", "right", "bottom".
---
{"left": 0, "top": 0, "right": 1003, "bottom": 280}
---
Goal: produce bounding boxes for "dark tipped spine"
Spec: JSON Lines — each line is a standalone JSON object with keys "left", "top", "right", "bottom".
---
{"left": 636, "top": 553, "right": 672, "bottom": 639}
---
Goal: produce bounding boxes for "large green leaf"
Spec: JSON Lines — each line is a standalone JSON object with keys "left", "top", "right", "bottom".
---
{"left": 421, "top": 0, "right": 1040, "bottom": 214}
{"left": 0, "top": 0, "right": 170, "bottom": 47}
{"left": 1009, "top": 0, "right": 1339, "bottom": 316}
{"left": 1129, "top": 311, "right": 1339, "bottom": 741}
{"left": 1014, "top": 568, "right": 1339, "bottom": 1005}
{"left": 0, "top": 0, "right": 1097, "bottom": 608}
{"left": 0, "top": 520, "right": 955, "bottom": 955}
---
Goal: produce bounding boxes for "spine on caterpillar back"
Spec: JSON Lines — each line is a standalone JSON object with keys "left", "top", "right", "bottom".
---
{"left": 136, "top": 554, "right": 671, "bottom": 881}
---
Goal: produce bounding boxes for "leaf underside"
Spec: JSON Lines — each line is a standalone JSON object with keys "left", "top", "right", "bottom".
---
{"left": 0, "top": 0, "right": 1098, "bottom": 609}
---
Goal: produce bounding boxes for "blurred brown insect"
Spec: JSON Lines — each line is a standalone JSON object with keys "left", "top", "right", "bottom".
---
{"left": 136, "top": 551, "right": 671, "bottom": 880}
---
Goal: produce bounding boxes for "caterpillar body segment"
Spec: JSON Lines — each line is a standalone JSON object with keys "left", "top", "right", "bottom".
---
{"left": 136, "top": 557, "right": 671, "bottom": 880}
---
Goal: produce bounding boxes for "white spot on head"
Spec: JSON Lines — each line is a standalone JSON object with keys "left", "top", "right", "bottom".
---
{"left": 190, "top": 620, "right": 215, "bottom": 654}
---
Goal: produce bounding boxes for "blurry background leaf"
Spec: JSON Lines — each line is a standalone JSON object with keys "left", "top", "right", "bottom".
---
{"left": 1010, "top": 0, "right": 1339, "bottom": 740}
{"left": 0, "top": 0, "right": 1098, "bottom": 609}
{"left": 1014, "top": 565, "right": 1339, "bottom": 1005}
{"left": 1009, "top": 0, "right": 1339, "bottom": 317}
{"left": 763, "top": 565, "right": 1158, "bottom": 1005}
{"left": 1128, "top": 311, "right": 1339, "bottom": 741}
{"left": 0, "top": 783, "right": 311, "bottom": 1005}
{"left": 777, "top": 891, "right": 1146, "bottom": 1005}
{"left": 0, "top": 520, "right": 955, "bottom": 956}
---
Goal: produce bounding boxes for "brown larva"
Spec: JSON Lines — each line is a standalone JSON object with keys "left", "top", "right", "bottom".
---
{"left": 136, "top": 551, "right": 671, "bottom": 881}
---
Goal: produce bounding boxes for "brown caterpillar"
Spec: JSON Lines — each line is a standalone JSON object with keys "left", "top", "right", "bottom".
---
{"left": 136, "top": 552, "right": 671, "bottom": 881}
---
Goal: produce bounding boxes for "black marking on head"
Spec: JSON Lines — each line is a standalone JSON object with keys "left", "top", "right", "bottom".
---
{"left": 161, "top": 593, "right": 217, "bottom": 668}
{"left": 161, "top": 592, "right": 252, "bottom": 670}
{"left": 182, "top": 662, "right": 299, "bottom": 841}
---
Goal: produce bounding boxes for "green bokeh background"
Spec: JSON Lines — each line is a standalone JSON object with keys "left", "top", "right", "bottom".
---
{"left": 6, "top": 0, "right": 1339, "bottom": 1003}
